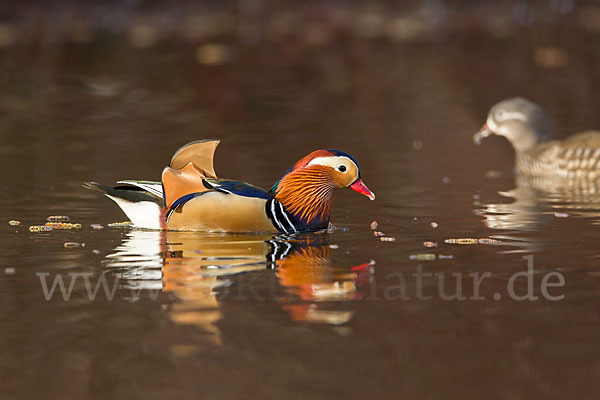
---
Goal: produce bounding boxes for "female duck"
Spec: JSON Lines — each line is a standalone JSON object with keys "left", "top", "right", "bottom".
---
{"left": 475, "top": 97, "right": 600, "bottom": 179}
{"left": 85, "top": 140, "right": 375, "bottom": 232}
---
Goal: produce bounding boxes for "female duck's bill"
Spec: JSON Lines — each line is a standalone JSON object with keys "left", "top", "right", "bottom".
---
{"left": 474, "top": 124, "right": 493, "bottom": 145}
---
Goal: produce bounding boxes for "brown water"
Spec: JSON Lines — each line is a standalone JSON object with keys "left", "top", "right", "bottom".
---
{"left": 3, "top": 15, "right": 600, "bottom": 400}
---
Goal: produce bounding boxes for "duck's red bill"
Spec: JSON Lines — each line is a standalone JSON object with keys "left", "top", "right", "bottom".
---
{"left": 350, "top": 179, "right": 375, "bottom": 200}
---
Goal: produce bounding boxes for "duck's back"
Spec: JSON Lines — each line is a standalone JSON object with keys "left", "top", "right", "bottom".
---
{"left": 517, "top": 131, "right": 600, "bottom": 179}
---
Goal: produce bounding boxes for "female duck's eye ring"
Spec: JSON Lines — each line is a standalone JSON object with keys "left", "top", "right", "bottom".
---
{"left": 337, "top": 165, "right": 347, "bottom": 172}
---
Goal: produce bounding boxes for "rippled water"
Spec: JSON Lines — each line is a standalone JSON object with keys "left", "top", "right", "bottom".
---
{"left": 2, "top": 19, "right": 600, "bottom": 399}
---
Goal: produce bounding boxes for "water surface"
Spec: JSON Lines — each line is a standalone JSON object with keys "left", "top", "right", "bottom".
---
{"left": 2, "top": 16, "right": 600, "bottom": 399}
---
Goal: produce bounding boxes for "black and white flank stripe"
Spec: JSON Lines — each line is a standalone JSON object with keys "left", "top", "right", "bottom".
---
{"left": 265, "top": 198, "right": 297, "bottom": 234}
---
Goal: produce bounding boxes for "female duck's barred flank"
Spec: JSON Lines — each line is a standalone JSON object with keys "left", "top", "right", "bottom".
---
{"left": 517, "top": 143, "right": 600, "bottom": 179}
{"left": 476, "top": 97, "right": 600, "bottom": 179}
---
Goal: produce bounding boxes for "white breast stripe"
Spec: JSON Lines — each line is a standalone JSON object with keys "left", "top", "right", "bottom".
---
{"left": 277, "top": 202, "right": 296, "bottom": 233}
{"left": 270, "top": 199, "right": 287, "bottom": 233}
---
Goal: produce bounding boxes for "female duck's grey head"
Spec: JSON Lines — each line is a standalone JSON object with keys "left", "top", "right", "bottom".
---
{"left": 474, "top": 97, "right": 552, "bottom": 152}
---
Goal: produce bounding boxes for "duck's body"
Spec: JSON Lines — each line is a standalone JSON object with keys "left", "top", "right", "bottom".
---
{"left": 475, "top": 98, "right": 600, "bottom": 179}
{"left": 514, "top": 132, "right": 600, "bottom": 178}
{"left": 85, "top": 140, "right": 374, "bottom": 233}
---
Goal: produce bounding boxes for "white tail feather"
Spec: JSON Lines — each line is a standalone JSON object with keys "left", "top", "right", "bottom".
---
{"left": 117, "top": 181, "right": 163, "bottom": 199}
{"left": 106, "top": 195, "right": 162, "bottom": 230}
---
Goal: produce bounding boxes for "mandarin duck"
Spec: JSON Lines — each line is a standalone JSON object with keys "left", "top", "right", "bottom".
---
{"left": 85, "top": 140, "right": 374, "bottom": 232}
{"left": 474, "top": 97, "right": 600, "bottom": 179}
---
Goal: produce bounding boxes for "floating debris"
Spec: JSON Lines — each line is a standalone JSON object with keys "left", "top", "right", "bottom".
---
{"left": 409, "top": 254, "right": 453, "bottom": 261}
{"left": 444, "top": 238, "right": 500, "bottom": 245}
{"left": 373, "top": 231, "right": 386, "bottom": 237}
{"left": 442, "top": 177, "right": 450, "bottom": 184}
{"left": 90, "top": 224, "right": 104, "bottom": 230}
{"left": 554, "top": 212, "right": 569, "bottom": 218}
{"left": 29, "top": 225, "right": 53, "bottom": 232}
{"left": 430, "top": 222, "right": 439, "bottom": 228}
{"left": 4, "top": 267, "right": 15, "bottom": 275}
{"left": 370, "top": 221, "right": 378, "bottom": 230}
{"left": 445, "top": 238, "right": 477, "bottom": 245}
{"left": 108, "top": 221, "right": 132, "bottom": 228}
{"left": 380, "top": 237, "right": 396, "bottom": 242}
{"left": 329, "top": 244, "right": 339, "bottom": 249}
{"left": 477, "top": 238, "right": 499, "bottom": 245}
{"left": 409, "top": 254, "right": 436, "bottom": 260}
{"left": 45, "top": 222, "right": 81, "bottom": 230}
{"left": 8, "top": 220, "right": 20, "bottom": 226}
{"left": 412, "top": 139, "right": 423, "bottom": 150}
{"left": 423, "top": 241, "right": 438, "bottom": 248}
{"left": 92, "top": 249, "right": 102, "bottom": 255}
{"left": 47, "top": 215, "right": 70, "bottom": 222}
{"left": 64, "top": 242, "right": 82, "bottom": 248}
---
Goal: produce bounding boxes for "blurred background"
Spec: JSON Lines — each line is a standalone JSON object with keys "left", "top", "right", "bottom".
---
{"left": 3, "top": 1, "right": 600, "bottom": 399}
{"left": 3, "top": 0, "right": 600, "bottom": 192}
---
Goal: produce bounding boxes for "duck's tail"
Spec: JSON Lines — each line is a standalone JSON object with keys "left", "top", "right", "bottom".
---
{"left": 83, "top": 181, "right": 164, "bottom": 230}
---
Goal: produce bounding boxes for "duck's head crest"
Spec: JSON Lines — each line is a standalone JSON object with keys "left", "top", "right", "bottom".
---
{"left": 269, "top": 149, "right": 374, "bottom": 229}
{"left": 271, "top": 149, "right": 374, "bottom": 200}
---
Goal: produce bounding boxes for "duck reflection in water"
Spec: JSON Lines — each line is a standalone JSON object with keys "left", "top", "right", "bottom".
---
{"left": 476, "top": 175, "right": 600, "bottom": 252}
{"left": 104, "top": 230, "right": 374, "bottom": 346}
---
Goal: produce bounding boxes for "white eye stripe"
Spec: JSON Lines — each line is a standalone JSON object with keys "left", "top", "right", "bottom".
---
{"left": 307, "top": 156, "right": 356, "bottom": 169}
{"left": 495, "top": 110, "right": 527, "bottom": 122}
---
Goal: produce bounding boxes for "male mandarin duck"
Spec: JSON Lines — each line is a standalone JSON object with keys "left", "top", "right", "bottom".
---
{"left": 474, "top": 97, "right": 600, "bottom": 178}
{"left": 85, "top": 139, "right": 375, "bottom": 232}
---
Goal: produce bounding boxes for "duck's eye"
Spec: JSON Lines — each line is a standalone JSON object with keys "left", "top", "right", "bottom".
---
{"left": 337, "top": 165, "right": 347, "bottom": 172}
